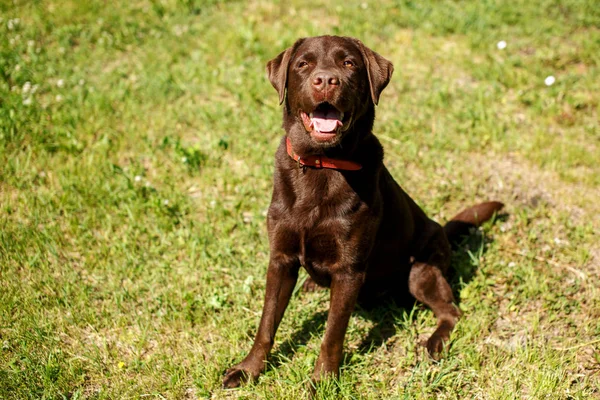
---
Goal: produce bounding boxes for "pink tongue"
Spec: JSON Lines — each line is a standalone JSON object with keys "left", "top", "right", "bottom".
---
{"left": 311, "top": 109, "right": 342, "bottom": 133}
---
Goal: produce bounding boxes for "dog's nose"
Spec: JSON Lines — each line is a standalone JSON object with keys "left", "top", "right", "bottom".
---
{"left": 312, "top": 73, "right": 340, "bottom": 92}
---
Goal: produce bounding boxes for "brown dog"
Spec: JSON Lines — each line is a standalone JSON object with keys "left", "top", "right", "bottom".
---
{"left": 223, "top": 35, "right": 503, "bottom": 388}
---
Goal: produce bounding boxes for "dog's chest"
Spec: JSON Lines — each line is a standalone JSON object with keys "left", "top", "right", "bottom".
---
{"left": 271, "top": 178, "right": 372, "bottom": 285}
{"left": 299, "top": 215, "right": 348, "bottom": 267}
{"left": 278, "top": 213, "right": 346, "bottom": 287}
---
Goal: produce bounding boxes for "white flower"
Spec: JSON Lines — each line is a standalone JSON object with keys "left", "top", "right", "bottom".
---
{"left": 59, "top": 47, "right": 65, "bottom": 54}
{"left": 361, "top": 2, "right": 368, "bottom": 9}
{"left": 56, "top": 79, "right": 64, "bottom": 88}
{"left": 243, "top": 275, "right": 254, "bottom": 291}
{"left": 31, "top": 84, "right": 38, "bottom": 94}
{"left": 55, "top": 94, "right": 63, "bottom": 102}
{"left": 163, "top": 199, "right": 169, "bottom": 206}
{"left": 496, "top": 40, "right": 507, "bottom": 50}
{"left": 23, "top": 97, "right": 32, "bottom": 106}
{"left": 78, "top": 79, "right": 85, "bottom": 86}
{"left": 22, "top": 81, "right": 31, "bottom": 93}
{"left": 181, "top": 157, "right": 188, "bottom": 163}
{"left": 173, "top": 25, "right": 189, "bottom": 37}
{"left": 544, "top": 75, "right": 555, "bottom": 86}
{"left": 134, "top": 175, "right": 142, "bottom": 182}
{"left": 27, "top": 40, "right": 34, "bottom": 47}
{"left": 14, "top": 64, "right": 20, "bottom": 72}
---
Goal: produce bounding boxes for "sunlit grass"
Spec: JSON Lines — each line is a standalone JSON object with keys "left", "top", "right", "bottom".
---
{"left": 1, "top": 0, "right": 599, "bottom": 398}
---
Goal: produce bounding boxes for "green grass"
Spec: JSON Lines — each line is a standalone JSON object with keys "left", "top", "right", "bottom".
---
{"left": 1, "top": 0, "right": 599, "bottom": 398}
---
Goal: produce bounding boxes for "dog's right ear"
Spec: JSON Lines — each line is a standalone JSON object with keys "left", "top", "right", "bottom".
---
{"left": 266, "top": 39, "right": 305, "bottom": 105}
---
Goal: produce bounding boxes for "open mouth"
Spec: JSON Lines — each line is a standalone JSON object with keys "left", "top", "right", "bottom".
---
{"left": 300, "top": 103, "right": 348, "bottom": 143}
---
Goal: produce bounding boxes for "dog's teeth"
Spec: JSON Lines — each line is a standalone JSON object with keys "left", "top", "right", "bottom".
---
{"left": 309, "top": 112, "right": 313, "bottom": 119}
{"left": 340, "top": 112, "right": 344, "bottom": 120}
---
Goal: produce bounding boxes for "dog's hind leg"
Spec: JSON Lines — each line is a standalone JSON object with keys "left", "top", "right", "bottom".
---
{"left": 302, "top": 276, "right": 326, "bottom": 292}
{"left": 408, "top": 225, "right": 460, "bottom": 359}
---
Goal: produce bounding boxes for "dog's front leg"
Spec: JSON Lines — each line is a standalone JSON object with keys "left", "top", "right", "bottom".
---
{"left": 223, "top": 254, "right": 299, "bottom": 388}
{"left": 312, "top": 271, "right": 364, "bottom": 383}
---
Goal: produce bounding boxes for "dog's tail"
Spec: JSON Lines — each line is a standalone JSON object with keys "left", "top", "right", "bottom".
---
{"left": 443, "top": 201, "right": 504, "bottom": 244}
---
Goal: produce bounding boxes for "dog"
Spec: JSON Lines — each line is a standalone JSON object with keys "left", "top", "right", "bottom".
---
{"left": 223, "top": 35, "right": 503, "bottom": 388}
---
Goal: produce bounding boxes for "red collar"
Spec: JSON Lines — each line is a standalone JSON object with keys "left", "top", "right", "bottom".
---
{"left": 285, "top": 137, "right": 362, "bottom": 171}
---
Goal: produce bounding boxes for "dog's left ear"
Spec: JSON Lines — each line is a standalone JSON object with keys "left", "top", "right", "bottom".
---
{"left": 355, "top": 40, "right": 394, "bottom": 105}
{"left": 266, "top": 38, "right": 306, "bottom": 105}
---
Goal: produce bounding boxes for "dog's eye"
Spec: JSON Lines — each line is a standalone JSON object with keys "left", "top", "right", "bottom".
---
{"left": 298, "top": 61, "right": 308, "bottom": 68}
{"left": 343, "top": 60, "right": 354, "bottom": 67}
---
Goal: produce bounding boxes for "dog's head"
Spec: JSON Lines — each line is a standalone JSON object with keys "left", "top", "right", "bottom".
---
{"left": 267, "top": 36, "right": 393, "bottom": 148}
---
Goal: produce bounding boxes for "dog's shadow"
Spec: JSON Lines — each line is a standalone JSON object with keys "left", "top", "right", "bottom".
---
{"left": 269, "top": 222, "right": 505, "bottom": 366}
{"left": 270, "top": 309, "right": 328, "bottom": 368}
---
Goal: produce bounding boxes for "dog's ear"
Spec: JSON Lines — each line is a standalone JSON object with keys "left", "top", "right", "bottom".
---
{"left": 355, "top": 40, "right": 394, "bottom": 105}
{"left": 266, "top": 38, "right": 305, "bottom": 105}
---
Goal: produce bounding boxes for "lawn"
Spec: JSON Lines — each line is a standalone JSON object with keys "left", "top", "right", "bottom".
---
{"left": 1, "top": 0, "right": 599, "bottom": 398}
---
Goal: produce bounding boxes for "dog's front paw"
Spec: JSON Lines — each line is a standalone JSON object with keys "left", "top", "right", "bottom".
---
{"left": 222, "top": 365, "right": 259, "bottom": 389}
{"left": 308, "top": 370, "right": 340, "bottom": 398}
{"left": 425, "top": 333, "right": 447, "bottom": 360}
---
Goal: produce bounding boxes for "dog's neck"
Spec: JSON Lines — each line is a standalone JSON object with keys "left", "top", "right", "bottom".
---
{"left": 285, "top": 137, "right": 363, "bottom": 171}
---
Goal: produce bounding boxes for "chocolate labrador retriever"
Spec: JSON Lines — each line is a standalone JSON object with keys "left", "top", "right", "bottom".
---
{"left": 223, "top": 35, "right": 503, "bottom": 388}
